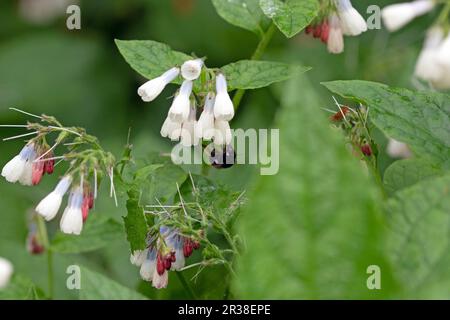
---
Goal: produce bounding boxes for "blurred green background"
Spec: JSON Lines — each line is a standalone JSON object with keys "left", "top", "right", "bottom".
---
{"left": 0, "top": 0, "right": 438, "bottom": 299}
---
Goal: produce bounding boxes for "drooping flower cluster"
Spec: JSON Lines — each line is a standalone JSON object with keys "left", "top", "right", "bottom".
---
{"left": 381, "top": 1, "right": 450, "bottom": 89}
{"left": 1, "top": 110, "right": 116, "bottom": 236}
{"left": 137, "top": 59, "right": 234, "bottom": 148}
{"left": 305, "top": 0, "right": 367, "bottom": 54}
{"left": 130, "top": 227, "right": 200, "bottom": 289}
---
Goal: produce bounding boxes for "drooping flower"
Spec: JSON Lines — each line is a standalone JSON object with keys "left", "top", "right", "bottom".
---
{"left": 387, "top": 138, "right": 413, "bottom": 159}
{"left": 415, "top": 27, "right": 444, "bottom": 83}
{"left": 36, "top": 175, "right": 72, "bottom": 221}
{"left": 335, "top": 0, "right": 367, "bottom": 36}
{"left": 434, "top": 32, "right": 450, "bottom": 89}
{"left": 180, "top": 102, "right": 199, "bottom": 147}
{"left": 327, "top": 14, "right": 345, "bottom": 54}
{"left": 214, "top": 74, "right": 234, "bottom": 121}
{"left": 138, "top": 67, "right": 180, "bottom": 102}
{"left": 1, "top": 144, "right": 35, "bottom": 184}
{"left": 195, "top": 92, "right": 215, "bottom": 140}
{"left": 161, "top": 114, "right": 183, "bottom": 140}
{"left": 381, "top": 0, "right": 435, "bottom": 32}
{"left": 168, "top": 80, "right": 193, "bottom": 122}
{"left": 0, "top": 257, "right": 13, "bottom": 289}
{"left": 213, "top": 120, "right": 232, "bottom": 146}
{"left": 181, "top": 59, "right": 204, "bottom": 81}
{"left": 130, "top": 249, "right": 148, "bottom": 267}
{"left": 60, "top": 187, "right": 84, "bottom": 235}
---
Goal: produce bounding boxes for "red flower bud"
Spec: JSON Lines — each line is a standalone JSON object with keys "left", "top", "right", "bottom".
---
{"left": 305, "top": 25, "right": 314, "bottom": 34}
{"left": 44, "top": 159, "right": 55, "bottom": 174}
{"left": 27, "top": 234, "right": 45, "bottom": 255}
{"left": 361, "top": 144, "right": 372, "bottom": 156}
{"left": 82, "top": 197, "right": 90, "bottom": 222}
{"left": 32, "top": 162, "right": 45, "bottom": 186}
{"left": 313, "top": 24, "right": 322, "bottom": 38}
{"left": 157, "top": 253, "right": 166, "bottom": 275}
{"left": 330, "top": 106, "right": 350, "bottom": 122}
{"left": 320, "top": 22, "right": 330, "bottom": 43}
{"left": 183, "top": 240, "right": 193, "bottom": 258}
{"left": 192, "top": 241, "right": 200, "bottom": 250}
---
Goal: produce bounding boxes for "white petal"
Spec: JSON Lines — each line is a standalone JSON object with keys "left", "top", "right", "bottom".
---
{"left": 130, "top": 249, "right": 148, "bottom": 267}
{"left": 181, "top": 59, "right": 203, "bottom": 81}
{"left": 327, "top": 14, "right": 344, "bottom": 54}
{"left": 152, "top": 270, "right": 168, "bottom": 289}
{"left": 1, "top": 155, "right": 26, "bottom": 183}
{"left": 387, "top": 138, "right": 413, "bottom": 159}
{"left": 60, "top": 207, "right": 83, "bottom": 235}
{"left": 336, "top": 0, "right": 367, "bottom": 36}
{"left": 36, "top": 191, "right": 63, "bottom": 221}
{"left": 381, "top": 0, "right": 435, "bottom": 32}
{"left": 168, "top": 80, "right": 192, "bottom": 122}
{"left": 213, "top": 120, "right": 232, "bottom": 145}
{"left": 0, "top": 257, "right": 13, "bottom": 289}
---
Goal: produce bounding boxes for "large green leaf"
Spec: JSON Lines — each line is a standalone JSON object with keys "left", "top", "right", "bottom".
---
{"left": 115, "top": 39, "right": 191, "bottom": 82}
{"left": 51, "top": 215, "right": 123, "bottom": 254}
{"left": 79, "top": 266, "right": 147, "bottom": 300}
{"left": 259, "top": 0, "right": 319, "bottom": 38}
{"left": 386, "top": 175, "right": 450, "bottom": 299}
{"left": 222, "top": 60, "right": 310, "bottom": 90}
{"left": 234, "top": 76, "right": 394, "bottom": 299}
{"left": 383, "top": 158, "right": 443, "bottom": 195}
{"left": 124, "top": 189, "right": 149, "bottom": 252}
{"left": 322, "top": 81, "right": 450, "bottom": 168}
{"left": 211, "top": 0, "right": 269, "bottom": 36}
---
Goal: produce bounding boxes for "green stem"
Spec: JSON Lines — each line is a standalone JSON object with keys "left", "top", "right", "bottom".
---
{"left": 232, "top": 23, "right": 277, "bottom": 110}
{"left": 176, "top": 272, "right": 197, "bottom": 300}
{"left": 37, "top": 216, "right": 54, "bottom": 299}
{"left": 436, "top": 1, "right": 450, "bottom": 27}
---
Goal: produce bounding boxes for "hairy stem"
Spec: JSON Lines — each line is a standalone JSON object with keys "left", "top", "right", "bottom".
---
{"left": 232, "top": 23, "right": 277, "bottom": 110}
{"left": 37, "top": 216, "right": 54, "bottom": 299}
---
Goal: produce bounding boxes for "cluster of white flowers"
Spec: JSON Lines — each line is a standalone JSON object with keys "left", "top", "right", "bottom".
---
{"left": 305, "top": 0, "right": 367, "bottom": 54}
{"left": 1, "top": 112, "right": 115, "bottom": 236}
{"left": 381, "top": 1, "right": 450, "bottom": 89}
{"left": 130, "top": 227, "right": 200, "bottom": 289}
{"left": 137, "top": 59, "right": 234, "bottom": 147}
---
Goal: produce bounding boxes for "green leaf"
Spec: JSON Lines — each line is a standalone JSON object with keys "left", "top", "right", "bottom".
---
{"left": 222, "top": 60, "right": 310, "bottom": 90}
{"left": 384, "top": 158, "right": 443, "bottom": 195}
{"left": 322, "top": 80, "right": 450, "bottom": 168}
{"left": 386, "top": 175, "right": 450, "bottom": 299}
{"left": 124, "top": 189, "right": 149, "bottom": 252}
{"left": 51, "top": 215, "right": 123, "bottom": 254}
{"left": 79, "top": 266, "right": 147, "bottom": 300}
{"left": 115, "top": 39, "right": 191, "bottom": 81}
{"left": 259, "top": 0, "right": 319, "bottom": 38}
{"left": 211, "top": 0, "right": 269, "bottom": 36}
{"left": 0, "top": 275, "right": 46, "bottom": 300}
{"left": 234, "top": 75, "right": 394, "bottom": 299}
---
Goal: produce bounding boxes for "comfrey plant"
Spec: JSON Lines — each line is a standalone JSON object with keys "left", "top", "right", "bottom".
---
{"left": 1, "top": 109, "right": 116, "bottom": 235}
{"left": 305, "top": 0, "right": 367, "bottom": 54}
{"left": 381, "top": 0, "right": 450, "bottom": 89}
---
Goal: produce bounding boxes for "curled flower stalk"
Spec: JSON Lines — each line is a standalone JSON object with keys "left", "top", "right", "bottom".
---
{"left": 0, "top": 108, "right": 118, "bottom": 235}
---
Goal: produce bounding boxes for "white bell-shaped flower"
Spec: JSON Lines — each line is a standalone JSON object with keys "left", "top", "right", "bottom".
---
{"left": 181, "top": 59, "right": 203, "bottom": 81}
{"left": 152, "top": 269, "right": 168, "bottom": 289}
{"left": 1, "top": 144, "right": 35, "bottom": 184}
{"left": 0, "top": 257, "right": 13, "bottom": 289}
{"left": 382, "top": 0, "right": 435, "bottom": 32}
{"left": 60, "top": 188, "right": 84, "bottom": 235}
{"left": 214, "top": 74, "right": 234, "bottom": 121}
{"left": 196, "top": 92, "right": 215, "bottom": 140}
{"left": 36, "top": 176, "right": 72, "bottom": 221}
{"left": 180, "top": 103, "right": 200, "bottom": 147}
{"left": 161, "top": 113, "right": 183, "bottom": 141}
{"left": 140, "top": 248, "right": 157, "bottom": 281}
{"left": 137, "top": 67, "right": 180, "bottom": 102}
{"left": 168, "top": 80, "right": 193, "bottom": 122}
{"left": 327, "top": 14, "right": 345, "bottom": 54}
{"left": 387, "top": 138, "right": 413, "bottom": 159}
{"left": 335, "top": 0, "right": 367, "bottom": 36}
{"left": 415, "top": 27, "right": 444, "bottom": 82}
{"left": 213, "top": 120, "right": 232, "bottom": 146}
{"left": 130, "top": 249, "right": 148, "bottom": 267}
